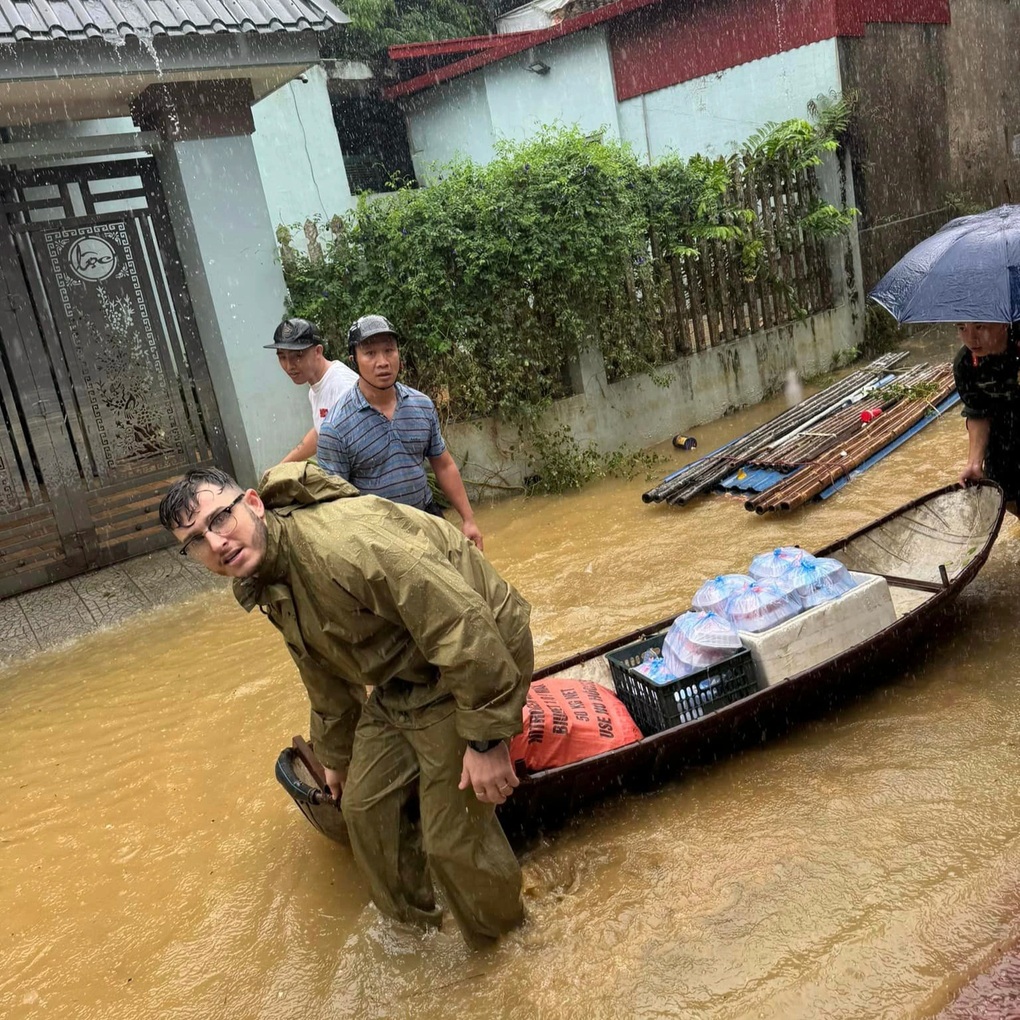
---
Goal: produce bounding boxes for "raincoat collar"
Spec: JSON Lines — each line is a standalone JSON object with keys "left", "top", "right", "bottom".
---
{"left": 258, "top": 461, "right": 361, "bottom": 509}
{"left": 233, "top": 514, "right": 287, "bottom": 612}
{"left": 233, "top": 462, "right": 360, "bottom": 612}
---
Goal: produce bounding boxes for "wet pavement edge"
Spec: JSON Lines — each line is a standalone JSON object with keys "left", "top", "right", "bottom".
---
{"left": 0, "top": 549, "right": 229, "bottom": 666}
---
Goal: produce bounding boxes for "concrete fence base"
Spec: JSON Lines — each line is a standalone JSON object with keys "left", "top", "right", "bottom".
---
{"left": 446, "top": 301, "right": 862, "bottom": 498}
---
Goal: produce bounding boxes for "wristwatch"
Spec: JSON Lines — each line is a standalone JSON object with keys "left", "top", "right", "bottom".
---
{"left": 467, "top": 738, "right": 503, "bottom": 754}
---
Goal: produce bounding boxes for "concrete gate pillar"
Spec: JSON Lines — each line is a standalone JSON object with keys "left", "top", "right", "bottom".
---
{"left": 132, "top": 79, "right": 307, "bottom": 484}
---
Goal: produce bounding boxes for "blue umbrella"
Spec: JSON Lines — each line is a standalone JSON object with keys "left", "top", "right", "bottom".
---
{"left": 869, "top": 204, "right": 1020, "bottom": 323}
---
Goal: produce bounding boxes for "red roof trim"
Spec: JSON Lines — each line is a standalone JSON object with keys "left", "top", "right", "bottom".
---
{"left": 383, "top": 0, "right": 661, "bottom": 100}
{"left": 833, "top": 0, "right": 949, "bottom": 36}
{"left": 388, "top": 33, "right": 518, "bottom": 59}
{"left": 612, "top": 0, "right": 949, "bottom": 100}
{"left": 384, "top": 0, "right": 951, "bottom": 101}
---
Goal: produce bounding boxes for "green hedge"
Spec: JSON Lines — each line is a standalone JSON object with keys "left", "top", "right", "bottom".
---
{"left": 281, "top": 118, "right": 853, "bottom": 427}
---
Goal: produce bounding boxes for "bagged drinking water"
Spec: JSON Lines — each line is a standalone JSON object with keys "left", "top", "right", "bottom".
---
{"left": 691, "top": 574, "right": 754, "bottom": 615}
{"left": 634, "top": 651, "right": 682, "bottom": 684}
{"left": 783, "top": 557, "right": 856, "bottom": 608}
{"left": 722, "top": 581, "right": 801, "bottom": 632}
{"left": 766, "top": 569, "right": 801, "bottom": 597}
{"left": 748, "top": 546, "right": 810, "bottom": 580}
{"left": 663, "top": 611, "right": 742, "bottom": 678}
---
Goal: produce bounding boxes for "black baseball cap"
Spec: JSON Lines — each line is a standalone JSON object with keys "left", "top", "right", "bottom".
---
{"left": 265, "top": 318, "right": 321, "bottom": 351}
{"left": 347, "top": 314, "right": 398, "bottom": 357}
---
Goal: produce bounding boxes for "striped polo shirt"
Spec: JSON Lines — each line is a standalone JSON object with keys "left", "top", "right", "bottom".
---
{"left": 316, "top": 381, "right": 446, "bottom": 509}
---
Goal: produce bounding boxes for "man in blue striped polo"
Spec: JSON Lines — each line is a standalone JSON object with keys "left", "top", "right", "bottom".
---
{"left": 317, "top": 315, "right": 484, "bottom": 549}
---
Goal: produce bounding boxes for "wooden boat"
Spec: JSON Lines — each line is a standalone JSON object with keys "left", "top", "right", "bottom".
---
{"left": 276, "top": 481, "right": 1005, "bottom": 844}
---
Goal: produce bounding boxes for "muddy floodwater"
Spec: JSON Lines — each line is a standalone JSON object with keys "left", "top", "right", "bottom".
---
{"left": 7, "top": 377, "right": 1020, "bottom": 1019}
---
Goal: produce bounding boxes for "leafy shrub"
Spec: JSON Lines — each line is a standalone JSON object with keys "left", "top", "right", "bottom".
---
{"left": 282, "top": 118, "right": 855, "bottom": 490}
{"left": 286, "top": 121, "right": 851, "bottom": 422}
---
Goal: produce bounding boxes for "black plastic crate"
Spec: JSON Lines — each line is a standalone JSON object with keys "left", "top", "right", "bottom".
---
{"left": 605, "top": 634, "right": 758, "bottom": 736}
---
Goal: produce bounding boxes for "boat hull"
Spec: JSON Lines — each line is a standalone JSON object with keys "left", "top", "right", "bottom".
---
{"left": 275, "top": 481, "right": 1005, "bottom": 843}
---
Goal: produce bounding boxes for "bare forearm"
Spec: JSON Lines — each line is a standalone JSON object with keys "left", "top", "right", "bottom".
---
{"left": 281, "top": 427, "right": 318, "bottom": 464}
{"left": 434, "top": 461, "right": 474, "bottom": 522}
{"left": 430, "top": 451, "right": 483, "bottom": 547}
{"left": 960, "top": 417, "right": 991, "bottom": 484}
{"left": 966, "top": 417, "right": 991, "bottom": 471}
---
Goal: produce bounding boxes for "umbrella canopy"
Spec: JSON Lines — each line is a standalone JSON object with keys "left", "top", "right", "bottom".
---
{"left": 869, "top": 204, "right": 1020, "bottom": 323}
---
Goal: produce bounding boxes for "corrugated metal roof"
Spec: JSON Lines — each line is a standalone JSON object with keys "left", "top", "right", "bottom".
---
{"left": 0, "top": 0, "right": 348, "bottom": 44}
{"left": 496, "top": 0, "right": 610, "bottom": 35}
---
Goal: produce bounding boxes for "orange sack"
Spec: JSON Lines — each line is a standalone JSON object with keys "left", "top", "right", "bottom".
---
{"left": 509, "top": 678, "right": 643, "bottom": 773}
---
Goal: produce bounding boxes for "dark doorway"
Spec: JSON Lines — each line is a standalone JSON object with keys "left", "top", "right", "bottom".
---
{"left": 332, "top": 96, "right": 417, "bottom": 193}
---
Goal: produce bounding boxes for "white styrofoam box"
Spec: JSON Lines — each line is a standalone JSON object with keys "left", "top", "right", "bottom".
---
{"left": 738, "top": 572, "right": 897, "bottom": 687}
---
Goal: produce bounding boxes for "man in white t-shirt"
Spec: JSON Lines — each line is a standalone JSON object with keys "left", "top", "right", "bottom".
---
{"left": 266, "top": 318, "right": 358, "bottom": 464}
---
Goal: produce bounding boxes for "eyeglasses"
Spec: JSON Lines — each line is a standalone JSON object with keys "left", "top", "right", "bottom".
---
{"left": 179, "top": 493, "right": 245, "bottom": 558}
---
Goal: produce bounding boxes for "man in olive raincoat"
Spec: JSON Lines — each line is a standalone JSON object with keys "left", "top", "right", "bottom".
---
{"left": 157, "top": 462, "right": 533, "bottom": 946}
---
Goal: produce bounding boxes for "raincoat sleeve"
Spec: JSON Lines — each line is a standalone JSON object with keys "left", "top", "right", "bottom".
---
{"left": 289, "top": 649, "right": 365, "bottom": 771}
{"left": 337, "top": 534, "right": 526, "bottom": 743}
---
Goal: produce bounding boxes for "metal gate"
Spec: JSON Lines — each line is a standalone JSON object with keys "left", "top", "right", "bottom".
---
{"left": 0, "top": 157, "right": 231, "bottom": 598}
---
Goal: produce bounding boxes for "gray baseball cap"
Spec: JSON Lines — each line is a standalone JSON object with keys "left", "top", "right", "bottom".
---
{"left": 347, "top": 314, "right": 398, "bottom": 357}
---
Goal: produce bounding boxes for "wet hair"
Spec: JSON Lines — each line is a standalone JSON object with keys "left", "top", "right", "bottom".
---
{"left": 158, "top": 467, "right": 242, "bottom": 531}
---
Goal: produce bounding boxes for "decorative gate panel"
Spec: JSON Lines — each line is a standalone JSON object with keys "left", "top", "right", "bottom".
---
{"left": 0, "top": 158, "right": 231, "bottom": 597}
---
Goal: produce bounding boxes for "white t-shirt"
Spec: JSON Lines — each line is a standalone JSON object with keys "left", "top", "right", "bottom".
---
{"left": 308, "top": 361, "right": 358, "bottom": 433}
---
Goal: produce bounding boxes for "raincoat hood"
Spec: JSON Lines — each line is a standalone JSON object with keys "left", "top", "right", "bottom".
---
{"left": 258, "top": 461, "right": 360, "bottom": 511}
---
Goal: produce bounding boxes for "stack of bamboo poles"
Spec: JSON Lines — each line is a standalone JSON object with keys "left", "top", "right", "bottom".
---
{"left": 744, "top": 363, "right": 955, "bottom": 514}
{"left": 748, "top": 364, "right": 943, "bottom": 470}
{"left": 641, "top": 352, "right": 907, "bottom": 507}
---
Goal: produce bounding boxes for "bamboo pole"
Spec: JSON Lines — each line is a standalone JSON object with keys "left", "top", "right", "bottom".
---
{"left": 752, "top": 366, "right": 933, "bottom": 467}
{"left": 743, "top": 166, "right": 766, "bottom": 329}
{"left": 755, "top": 170, "right": 786, "bottom": 324}
{"left": 668, "top": 255, "right": 696, "bottom": 356}
{"left": 698, "top": 238, "right": 724, "bottom": 346}
{"left": 647, "top": 355, "right": 908, "bottom": 505}
{"left": 685, "top": 253, "right": 709, "bottom": 351}
{"left": 744, "top": 366, "right": 956, "bottom": 513}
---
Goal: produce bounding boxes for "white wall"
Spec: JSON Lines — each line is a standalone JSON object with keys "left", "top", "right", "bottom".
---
{"left": 155, "top": 132, "right": 306, "bottom": 481}
{"left": 403, "top": 34, "right": 842, "bottom": 174}
{"left": 404, "top": 28, "right": 619, "bottom": 180}
{"left": 405, "top": 73, "right": 497, "bottom": 179}
{"left": 617, "top": 40, "right": 843, "bottom": 161}
{"left": 484, "top": 30, "right": 619, "bottom": 143}
{"left": 251, "top": 65, "right": 354, "bottom": 233}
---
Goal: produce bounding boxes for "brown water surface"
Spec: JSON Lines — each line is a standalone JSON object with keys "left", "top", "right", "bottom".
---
{"left": 6, "top": 380, "right": 1020, "bottom": 1019}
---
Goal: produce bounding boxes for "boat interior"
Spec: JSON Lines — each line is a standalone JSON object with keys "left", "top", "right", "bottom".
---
{"left": 548, "top": 484, "right": 1004, "bottom": 694}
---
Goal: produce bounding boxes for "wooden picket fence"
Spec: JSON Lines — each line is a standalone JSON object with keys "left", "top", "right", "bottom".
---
{"left": 624, "top": 161, "right": 835, "bottom": 374}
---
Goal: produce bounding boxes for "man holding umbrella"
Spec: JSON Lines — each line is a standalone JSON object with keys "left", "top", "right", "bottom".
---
{"left": 952, "top": 321, "right": 1020, "bottom": 512}
{"left": 870, "top": 204, "right": 1020, "bottom": 513}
